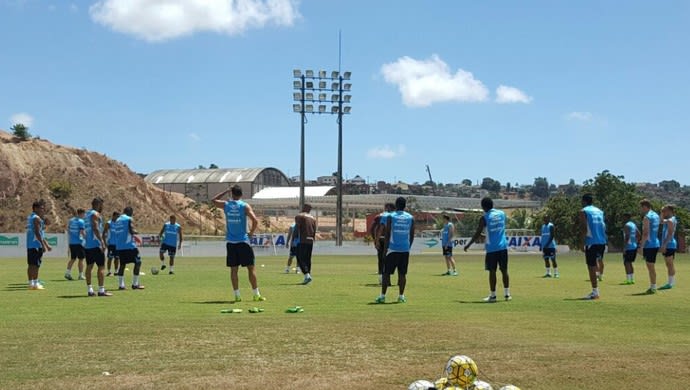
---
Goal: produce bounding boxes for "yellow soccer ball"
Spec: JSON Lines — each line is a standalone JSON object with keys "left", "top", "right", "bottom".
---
{"left": 445, "top": 355, "right": 478, "bottom": 388}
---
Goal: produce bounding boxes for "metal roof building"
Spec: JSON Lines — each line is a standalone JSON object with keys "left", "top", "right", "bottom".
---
{"left": 144, "top": 167, "right": 291, "bottom": 203}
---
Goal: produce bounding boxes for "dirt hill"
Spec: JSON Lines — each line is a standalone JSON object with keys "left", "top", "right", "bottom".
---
{"left": 0, "top": 129, "right": 220, "bottom": 234}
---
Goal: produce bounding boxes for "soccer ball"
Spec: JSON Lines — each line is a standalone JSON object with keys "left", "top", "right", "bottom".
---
{"left": 498, "top": 386, "right": 521, "bottom": 390}
{"left": 445, "top": 355, "right": 478, "bottom": 388}
{"left": 408, "top": 379, "right": 434, "bottom": 390}
{"left": 150, "top": 267, "right": 159, "bottom": 275}
{"left": 434, "top": 377, "right": 450, "bottom": 389}
{"left": 470, "top": 379, "right": 493, "bottom": 390}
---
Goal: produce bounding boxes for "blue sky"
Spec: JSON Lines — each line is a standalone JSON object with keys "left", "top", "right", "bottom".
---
{"left": 2, "top": 0, "right": 689, "bottom": 186}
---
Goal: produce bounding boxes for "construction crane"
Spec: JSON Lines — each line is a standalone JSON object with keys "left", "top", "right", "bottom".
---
{"left": 425, "top": 164, "right": 436, "bottom": 196}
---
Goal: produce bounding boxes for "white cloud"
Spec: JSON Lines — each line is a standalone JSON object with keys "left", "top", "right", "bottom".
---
{"left": 10, "top": 112, "right": 34, "bottom": 127}
{"left": 495, "top": 85, "right": 532, "bottom": 104}
{"left": 381, "top": 55, "right": 489, "bottom": 107}
{"left": 367, "top": 144, "right": 406, "bottom": 160}
{"left": 565, "top": 111, "right": 593, "bottom": 121}
{"left": 189, "top": 132, "right": 200, "bottom": 141}
{"left": 89, "top": 0, "right": 300, "bottom": 42}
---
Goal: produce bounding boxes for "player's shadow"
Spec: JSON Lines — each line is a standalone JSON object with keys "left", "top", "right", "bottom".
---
{"left": 366, "top": 302, "right": 403, "bottom": 305}
{"left": 629, "top": 292, "right": 657, "bottom": 297}
{"left": 192, "top": 300, "right": 234, "bottom": 305}
{"left": 456, "top": 300, "right": 500, "bottom": 304}
{"left": 563, "top": 297, "right": 598, "bottom": 301}
{"left": 56, "top": 295, "right": 90, "bottom": 299}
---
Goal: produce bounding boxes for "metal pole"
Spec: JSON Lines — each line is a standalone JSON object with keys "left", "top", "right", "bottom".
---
{"left": 299, "top": 75, "right": 306, "bottom": 212}
{"left": 336, "top": 75, "right": 344, "bottom": 246}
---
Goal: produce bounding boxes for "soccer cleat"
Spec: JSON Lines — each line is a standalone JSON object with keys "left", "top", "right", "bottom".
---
{"left": 169, "top": 271, "right": 174, "bottom": 275}
{"left": 285, "top": 268, "right": 290, "bottom": 274}
{"left": 64, "top": 273, "right": 73, "bottom": 281}
{"left": 583, "top": 292, "right": 600, "bottom": 300}
{"left": 542, "top": 273, "right": 552, "bottom": 278}
{"left": 597, "top": 275, "right": 603, "bottom": 281}
{"left": 302, "top": 276, "right": 313, "bottom": 285}
{"left": 443, "top": 271, "right": 452, "bottom": 276}
{"left": 644, "top": 288, "right": 657, "bottom": 295}
{"left": 659, "top": 283, "right": 673, "bottom": 290}
{"left": 483, "top": 295, "right": 497, "bottom": 303}
{"left": 118, "top": 286, "right": 126, "bottom": 290}
{"left": 88, "top": 291, "right": 96, "bottom": 297}
{"left": 554, "top": 273, "right": 560, "bottom": 279}
{"left": 234, "top": 296, "right": 242, "bottom": 303}
{"left": 98, "top": 291, "right": 113, "bottom": 297}
{"left": 131, "top": 285, "right": 145, "bottom": 290}
{"left": 78, "top": 275, "right": 85, "bottom": 280}
{"left": 505, "top": 295, "right": 512, "bottom": 301}
{"left": 374, "top": 296, "right": 385, "bottom": 304}
{"left": 621, "top": 280, "right": 635, "bottom": 285}
{"left": 397, "top": 296, "right": 407, "bottom": 303}
{"left": 106, "top": 271, "right": 112, "bottom": 277}
{"left": 160, "top": 264, "right": 166, "bottom": 270}
{"left": 29, "top": 284, "right": 45, "bottom": 290}
{"left": 451, "top": 271, "right": 459, "bottom": 276}
{"left": 253, "top": 294, "right": 266, "bottom": 302}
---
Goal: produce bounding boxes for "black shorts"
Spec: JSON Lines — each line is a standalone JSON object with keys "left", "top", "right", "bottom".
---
{"left": 69, "top": 244, "right": 85, "bottom": 260}
{"left": 27, "top": 248, "right": 44, "bottom": 267}
{"left": 443, "top": 246, "right": 453, "bottom": 257}
{"left": 160, "top": 243, "right": 177, "bottom": 256}
{"left": 85, "top": 247, "right": 106, "bottom": 267}
{"left": 107, "top": 244, "right": 118, "bottom": 260}
{"left": 585, "top": 244, "right": 606, "bottom": 267}
{"left": 226, "top": 242, "right": 255, "bottom": 267}
{"left": 623, "top": 249, "right": 637, "bottom": 263}
{"left": 297, "top": 243, "right": 314, "bottom": 263}
{"left": 384, "top": 251, "right": 409, "bottom": 276}
{"left": 663, "top": 249, "right": 676, "bottom": 258}
{"left": 643, "top": 247, "right": 659, "bottom": 264}
{"left": 118, "top": 248, "right": 141, "bottom": 265}
{"left": 289, "top": 246, "right": 298, "bottom": 257}
{"left": 485, "top": 249, "right": 508, "bottom": 272}
{"left": 542, "top": 247, "right": 556, "bottom": 260}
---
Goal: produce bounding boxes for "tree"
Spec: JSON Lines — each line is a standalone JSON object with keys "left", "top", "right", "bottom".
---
{"left": 480, "top": 177, "right": 501, "bottom": 193}
{"left": 461, "top": 179, "right": 472, "bottom": 186}
{"left": 507, "top": 208, "right": 531, "bottom": 229}
{"left": 209, "top": 163, "right": 219, "bottom": 169}
{"left": 456, "top": 212, "right": 484, "bottom": 237}
{"left": 505, "top": 182, "right": 512, "bottom": 192}
{"left": 11, "top": 123, "right": 31, "bottom": 141}
{"left": 659, "top": 180, "right": 680, "bottom": 192}
{"left": 532, "top": 177, "right": 550, "bottom": 199}
{"left": 196, "top": 165, "right": 206, "bottom": 169}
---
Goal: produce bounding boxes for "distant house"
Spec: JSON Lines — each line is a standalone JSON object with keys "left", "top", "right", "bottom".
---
{"left": 348, "top": 175, "right": 366, "bottom": 185}
{"left": 317, "top": 175, "right": 337, "bottom": 185}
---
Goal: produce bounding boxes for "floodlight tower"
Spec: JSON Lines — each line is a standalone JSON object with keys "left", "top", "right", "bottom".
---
{"left": 293, "top": 69, "right": 352, "bottom": 246}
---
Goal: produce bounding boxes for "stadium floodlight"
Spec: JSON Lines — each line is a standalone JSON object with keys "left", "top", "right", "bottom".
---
{"left": 293, "top": 92, "right": 302, "bottom": 101}
{"left": 342, "top": 71, "right": 351, "bottom": 80}
{"left": 293, "top": 69, "right": 302, "bottom": 78}
{"left": 305, "top": 92, "right": 314, "bottom": 101}
{"left": 331, "top": 106, "right": 339, "bottom": 113}
{"left": 319, "top": 70, "right": 327, "bottom": 78}
{"left": 331, "top": 71, "right": 339, "bottom": 78}
{"left": 318, "top": 105, "right": 327, "bottom": 113}
{"left": 293, "top": 104, "right": 302, "bottom": 112}
{"left": 319, "top": 80, "right": 327, "bottom": 89}
{"left": 343, "top": 83, "right": 352, "bottom": 91}
{"left": 343, "top": 95, "right": 351, "bottom": 103}
{"left": 293, "top": 80, "right": 302, "bottom": 89}
{"left": 305, "top": 104, "right": 314, "bottom": 113}
{"left": 331, "top": 82, "right": 339, "bottom": 91}
{"left": 318, "top": 93, "right": 327, "bottom": 101}
{"left": 306, "top": 81, "right": 314, "bottom": 89}
{"left": 343, "top": 106, "right": 352, "bottom": 114}
{"left": 305, "top": 70, "right": 314, "bottom": 78}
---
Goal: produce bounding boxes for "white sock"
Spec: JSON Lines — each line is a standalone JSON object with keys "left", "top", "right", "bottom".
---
{"left": 65, "top": 269, "right": 71, "bottom": 274}
{"left": 161, "top": 261, "right": 165, "bottom": 266}
{"left": 118, "top": 275, "right": 125, "bottom": 287}
{"left": 398, "top": 294, "right": 405, "bottom": 299}
{"left": 252, "top": 288, "right": 260, "bottom": 296}
{"left": 88, "top": 285, "right": 94, "bottom": 292}
{"left": 504, "top": 288, "right": 510, "bottom": 296}
{"left": 627, "top": 273, "right": 634, "bottom": 281}
{"left": 29, "top": 279, "right": 36, "bottom": 286}
{"left": 596, "top": 272, "right": 600, "bottom": 277}
{"left": 554, "top": 268, "right": 559, "bottom": 274}
{"left": 489, "top": 291, "right": 496, "bottom": 298}
{"left": 651, "top": 283, "right": 657, "bottom": 289}
{"left": 79, "top": 272, "right": 84, "bottom": 278}
{"left": 593, "top": 287, "right": 599, "bottom": 295}
{"left": 305, "top": 273, "right": 311, "bottom": 279}
{"left": 378, "top": 293, "right": 385, "bottom": 299}
{"left": 98, "top": 286, "right": 105, "bottom": 293}
{"left": 170, "top": 266, "right": 174, "bottom": 272}
{"left": 545, "top": 267, "right": 551, "bottom": 275}
{"left": 669, "top": 276, "right": 675, "bottom": 285}
{"left": 234, "top": 289, "right": 241, "bottom": 297}
{"left": 133, "top": 275, "right": 140, "bottom": 285}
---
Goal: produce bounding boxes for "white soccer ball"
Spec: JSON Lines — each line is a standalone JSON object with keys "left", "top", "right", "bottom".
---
{"left": 471, "top": 379, "right": 493, "bottom": 390}
{"left": 150, "top": 267, "right": 159, "bottom": 275}
{"left": 408, "top": 379, "right": 434, "bottom": 390}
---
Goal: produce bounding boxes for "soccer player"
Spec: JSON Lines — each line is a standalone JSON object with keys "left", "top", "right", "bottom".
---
{"left": 212, "top": 185, "right": 265, "bottom": 302}
{"left": 464, "top": 197, "right": 511, "bottom": 302}
{"left": 659, "top": 205, "right": 677, "bottom": 290}
{"left": 83, "top": 198, "right": 111, "bottom": 297}
{"left": 540, "top": 215, "right": 558, "bottom": 278}
{"left": 579, "top": 193, "right": 606, "bottom": 300}
{"left": 441, "top": 214, "right": 458, "bottom": 276}
{"left": 295, "top": 203, "right": 317, "bottom": 285}
{"left": 284, "top": 222, "right": 300, "bottom": 274}
{"left": 621, "top": 213, "right": 640, "bottom": 285}
{"left": 639, "top": 199, "right": 660, "bottom": 294}
{"left": 159, "top": 215, "right": 182, "bottom": 274}
{"left": 375, "top": 196, "right": 414, "bottom": 304}
{"left": 103, "top": 211, "right": 120, "bottom": 276}
{"left": 115, "top": 206, "right": 145, "bottom": 290}
{"left": 372, "top": 203, "right": 395, "bottom": 284}
{"left": 26, "top": 200, "right": 52, "bottom": 290}
{"left": 65, "top": 208, "right": 86, "bottom": 281}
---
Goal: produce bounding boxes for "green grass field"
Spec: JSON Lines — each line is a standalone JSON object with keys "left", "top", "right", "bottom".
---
{"left": 1, "top": 251, "right": 689, "bottom": 389}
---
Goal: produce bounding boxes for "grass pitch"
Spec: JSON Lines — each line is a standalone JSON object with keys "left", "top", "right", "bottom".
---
{"left": 1, "top": 251, "right": 689, "bottom": 389}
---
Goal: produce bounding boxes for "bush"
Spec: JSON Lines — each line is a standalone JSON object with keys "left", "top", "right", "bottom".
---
{"left": 49, "top": 180, "right": 72, "bottom": 199}
{"left": 10, "top": 124, "right": 31, "bottom": 141}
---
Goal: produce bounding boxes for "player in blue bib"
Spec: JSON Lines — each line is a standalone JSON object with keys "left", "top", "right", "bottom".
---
{"left": 464, "top": 197, "right": 511, "bottom": 303}
{"left": 621, "top": 213, "right": 640, "bottom": 285}
{"left": 372, "top": 203, "right": 395, "bottom": 284}
{"left": 83, "top": 198, "right": 111, "bottom": 297}
{"left": 441, "top": 215, "right": 458, "bottom": 276}
{"left": 159, "top": 215, "right": 183, "bottom": 274}
{"left": 375, "top": 197, "right": 414, "bottom": 304}
{"left": 115, "top": 206, "right": 145, "bottom": 291}
{"left": 659, "top": 205, "right": 678, "bottom": 290}
{"left": 285, "top": 223, "right": 300, "bottom": 274}
{"left": 26, "top": 200, "right": 52, "bottom": 290}
{"left": 65, "top": 208, "right": 86, "bottom": 281}
{"left": 540, "top": 215, "right": 558, "bottom": 278}
{"left": 639, "top": 199, "right": 660, "bottom": 294}
{"left": 579, "top": 194, "right": 607, "bottom": 300}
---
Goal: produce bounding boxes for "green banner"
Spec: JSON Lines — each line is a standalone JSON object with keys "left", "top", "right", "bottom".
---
{"left": 0, "top": 235, "right": 20, "bottom": 246}
{"left": 46, "top": 236, "right": 59, "bottom": 246}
